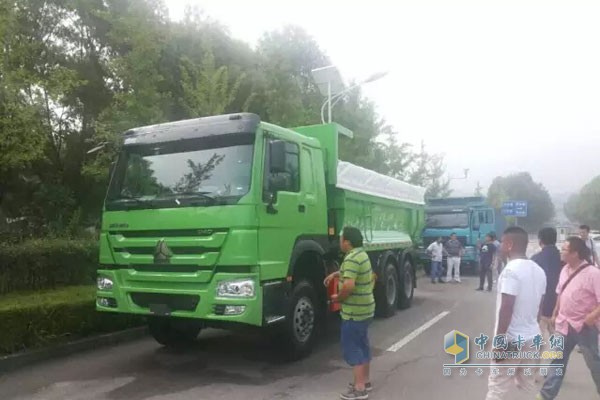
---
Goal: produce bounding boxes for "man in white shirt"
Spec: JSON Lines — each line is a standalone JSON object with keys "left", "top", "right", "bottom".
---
{"left": 485, "top": 227, "right": 547, "bottom": 400}
{"left": 426, "top": 237, "right": 445, "bottom": 284}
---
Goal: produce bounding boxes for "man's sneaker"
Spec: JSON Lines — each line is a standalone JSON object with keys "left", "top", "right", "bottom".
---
{"left": 348, "top": 382, "right": 373, "bottom": 393}
{"left": 476, "top": 287, "right": 484, "bottom": 291}
{"left": 340, "top": 387, "right": 368, "bottom": 400}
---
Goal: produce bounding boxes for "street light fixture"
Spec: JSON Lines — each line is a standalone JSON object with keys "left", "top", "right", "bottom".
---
{"left": 311, "top": 65, "right": 388, "bottom": 124}
{"left": 310, "top": 65, "right": 345, "bottom": 124}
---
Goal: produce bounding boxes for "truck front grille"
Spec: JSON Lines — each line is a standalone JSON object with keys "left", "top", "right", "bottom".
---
{"left": 114, "top": 247, "right": 210, "bottom": 255}
{"left": 130, "top": 293, "right": 200, "bottom": 311}
{"left": 131, "top": 264, "right": 211, "bottom": 273}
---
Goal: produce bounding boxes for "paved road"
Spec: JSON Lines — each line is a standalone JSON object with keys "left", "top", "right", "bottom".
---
{"left": 1, "top": 274, "right": 596, "bottom": 400}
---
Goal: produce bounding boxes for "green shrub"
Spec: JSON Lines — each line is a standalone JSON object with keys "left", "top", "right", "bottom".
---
{"left": 0, "top": 239, "right": 99, "bottom": 295}
{"left": 0, "top": 286, "right": 144, "bottom": 355}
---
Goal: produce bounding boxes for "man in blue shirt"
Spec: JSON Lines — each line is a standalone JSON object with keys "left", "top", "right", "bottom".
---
{"left": 531, "top": 227, "right": 561, "bottom": 366}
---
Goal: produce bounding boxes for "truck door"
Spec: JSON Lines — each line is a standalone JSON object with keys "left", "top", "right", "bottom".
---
{"left": 257, "top": 135, "right": 303, "bottom": 281}
{"left": 472, "top": 209, "right": 496, "bottom": 241}
{"left": 299, "top": 146, "right": 327, "bottom": 236}
{"left": 482, "top": 209, "right": 496, "bottom": 237}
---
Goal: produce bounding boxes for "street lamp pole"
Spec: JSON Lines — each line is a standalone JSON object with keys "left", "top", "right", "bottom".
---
{"left": 311, "top": 65, "right": 388, "bottom": 124}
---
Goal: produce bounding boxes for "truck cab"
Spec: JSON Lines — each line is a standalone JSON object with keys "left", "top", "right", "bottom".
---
{"left": 417, "top": 196, "right": 503, "bottom": 273}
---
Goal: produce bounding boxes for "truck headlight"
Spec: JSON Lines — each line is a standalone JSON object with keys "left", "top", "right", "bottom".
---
{"left": 216, "top": 279, "right": 255, "bottom": 298}
{"left": 97, "top": 277, "right": 114, "bottom": 290}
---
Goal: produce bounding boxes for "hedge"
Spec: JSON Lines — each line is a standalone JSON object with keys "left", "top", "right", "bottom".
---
{"left": 0, "top": 286, "right": 144, "bottom": 355}
{"left": 0, "top": 239, "right": 99, "bottom": 295}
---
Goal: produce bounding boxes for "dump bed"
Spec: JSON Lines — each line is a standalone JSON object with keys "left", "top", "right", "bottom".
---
{"left": 331, "top": 161, "right": 426, "bottom": 250}
{"left": 292, "top": 123, "right": 426, "bottom": 250}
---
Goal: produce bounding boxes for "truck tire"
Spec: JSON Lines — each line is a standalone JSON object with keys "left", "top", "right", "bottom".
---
{"left": 375, "top": 261, "right": 398, "bottom": 318}
{"left": 280, "top": 280, "right": 318, "bottom": 360}
{"left": 148, "top": 317, "right": 201, "bottom": 347}
{"left": 398, "top": 259, "right": 414, "bottom": 309}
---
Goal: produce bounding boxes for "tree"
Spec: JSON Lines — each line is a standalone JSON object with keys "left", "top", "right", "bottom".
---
{"left": 255, "top": 25, "right": 329, "bottom": 127}
{"left": 377, "top": 126, "right": 414, "bottom": 180}
{"left": 487, "top": 172, "right": 555, "bottom": 231}
{"left": 180, "top": 44, "right": 247, "bottom": 116}
{"left": 564, "top": 176, "right": 600, "bottom": 229}
{"left": 0, "top": 1, "right": 449, "bottom": 239}
{"left": 564, "top": 194, "right": 578, "bottom": 223}
{"left": 408, "top": 141, "right": 452, "bottom": 198}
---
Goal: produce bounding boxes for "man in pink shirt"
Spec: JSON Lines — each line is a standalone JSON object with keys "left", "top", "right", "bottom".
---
{"left": 537, "top": 236, "right": 600, "bottom": 399}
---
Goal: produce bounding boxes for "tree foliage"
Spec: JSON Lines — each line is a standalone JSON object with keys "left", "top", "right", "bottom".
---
{"left": 0, "top": 0, "right": 449, "bottom": 238}
{"left": 407, "top": 141, "right": 452, "bottom": 198}
{"left": 487, "top": 172, "right": 555, "bottom": 231}
{"left": 564, "top": 176, "right": 600, "bottom": 229}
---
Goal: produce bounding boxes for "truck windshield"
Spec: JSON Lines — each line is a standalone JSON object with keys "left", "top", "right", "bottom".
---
{"left": 425, "top": 213, "right": 469, "bottom": 228}
{"left": 106, "top": 140, "right": 254, "bottom": 210}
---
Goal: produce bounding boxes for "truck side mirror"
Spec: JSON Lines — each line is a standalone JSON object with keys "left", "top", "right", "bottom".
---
{"left": 269, "top": 140, "right": 286, "bottom": 174}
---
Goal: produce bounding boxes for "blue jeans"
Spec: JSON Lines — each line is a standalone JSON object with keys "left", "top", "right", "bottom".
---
{"left": 430, "top": 261, "right": 442, "bottom": 282}
{"left": 539, "top": 324, "right": 600, "bottom": 399}
{"left": 341, "top": 319, "right": 372, "bottom": 366}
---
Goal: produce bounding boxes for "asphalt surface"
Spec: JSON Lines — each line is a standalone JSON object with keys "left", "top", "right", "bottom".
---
{"left": 1, "top": 269, "right": 597, "bottom": 399}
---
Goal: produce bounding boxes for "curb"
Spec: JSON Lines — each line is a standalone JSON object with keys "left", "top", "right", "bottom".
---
{"left": 0, "top": 326, "right": 148, "bottom": 374}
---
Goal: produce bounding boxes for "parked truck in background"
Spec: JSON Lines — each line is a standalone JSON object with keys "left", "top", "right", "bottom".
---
{"left": 417, "top": 196, "right": 505, "bottom": 274}
{"left": 95, "top": 113, "right": 426, "bottom": 359}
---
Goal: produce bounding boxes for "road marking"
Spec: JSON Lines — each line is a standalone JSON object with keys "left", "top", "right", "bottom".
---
{"left": 386, "top": 311, "right": 450, "bottom": 352}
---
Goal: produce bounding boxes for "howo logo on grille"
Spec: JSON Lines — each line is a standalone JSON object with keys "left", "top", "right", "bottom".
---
{"left": 153, "top": 239, "right": 172, "bottom": 263}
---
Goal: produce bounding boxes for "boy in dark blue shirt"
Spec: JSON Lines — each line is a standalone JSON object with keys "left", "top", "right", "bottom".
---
{"left": 477, "top": 234, "right": 496, "bottom": 292}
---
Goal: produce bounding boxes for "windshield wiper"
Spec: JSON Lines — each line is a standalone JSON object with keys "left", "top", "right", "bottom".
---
{"left": 108, "top": 195, "right": 154, "bottom": 209}
{"left": 159, "top": 191, "right": 220, "bottom": 205}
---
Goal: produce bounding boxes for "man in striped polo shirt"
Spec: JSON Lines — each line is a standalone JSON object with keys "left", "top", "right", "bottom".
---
{"left": 325, "top": 226, "right": 375, "bottom": 400}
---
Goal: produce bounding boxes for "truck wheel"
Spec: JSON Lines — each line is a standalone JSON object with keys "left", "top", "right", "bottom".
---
{"left": 280, "top": 280, "right": 318, "bottom": 360}
{"left": 398, "top": 260, "right": 414, "bottom": 309}
{"left": 375, "top": 261, "right": 398, "bottom": 318}
{"left": 148, "top": 317, "right": 201, "bottom": 347}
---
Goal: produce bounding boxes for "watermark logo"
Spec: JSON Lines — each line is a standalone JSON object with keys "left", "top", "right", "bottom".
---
{"left": 444, "top": 330, "right": 470, "bottom": 364}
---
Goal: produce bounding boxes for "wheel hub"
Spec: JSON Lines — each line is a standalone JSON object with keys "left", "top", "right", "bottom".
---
{"left": 293, "top": 297, "right": 314, "bottom": 343}
{"left": 386, "top": 272, "right": 397, "bottom": 305}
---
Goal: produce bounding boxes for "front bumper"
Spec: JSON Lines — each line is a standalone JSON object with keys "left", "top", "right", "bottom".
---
{"left": 96, "top": 268, "right": 263, "bottom": 327}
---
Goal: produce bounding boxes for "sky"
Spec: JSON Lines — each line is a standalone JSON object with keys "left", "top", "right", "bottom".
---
{"left": 164, "top": 0, "right": 600, "bottom": 197}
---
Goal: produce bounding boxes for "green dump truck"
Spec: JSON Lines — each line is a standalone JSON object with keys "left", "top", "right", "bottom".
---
{"left": 96, "top": 113, "right": 425, "bottom": 358}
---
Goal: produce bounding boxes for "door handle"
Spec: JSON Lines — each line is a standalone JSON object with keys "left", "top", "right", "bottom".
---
{"left": 298, "top": 204, "right": 306, "bottom": 213}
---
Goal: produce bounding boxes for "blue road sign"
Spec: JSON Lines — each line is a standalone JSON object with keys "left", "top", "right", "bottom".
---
{"left": 515, "top": 201, "right": 528, "bottom": 217}
{"left": 502, "top": 201, "right": 528, "bottom": 217}
{"left": 502, "top": 201, "right": 515, "bottom": 216}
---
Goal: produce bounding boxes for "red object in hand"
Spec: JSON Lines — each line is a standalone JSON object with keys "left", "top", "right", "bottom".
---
{"left": 328, "top": 276, "right": 341, "bottom": 312}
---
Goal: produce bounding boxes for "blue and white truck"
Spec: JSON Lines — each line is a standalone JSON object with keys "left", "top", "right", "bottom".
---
{"left": 417, "top": 196, "right": 505, "bottom": 274}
